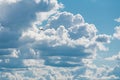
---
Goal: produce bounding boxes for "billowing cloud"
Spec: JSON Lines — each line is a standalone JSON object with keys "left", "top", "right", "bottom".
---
{"left": 0, "top": 0, "right": 61, "bottom": 30}
{"left": 0, "top": 0, "right": 61, "bottom": 49}
{"left": 20, "top": 11, "right": 111, "bottom": 67}
{"left": 0, "top": 0, "right": 116, "bottom": 79}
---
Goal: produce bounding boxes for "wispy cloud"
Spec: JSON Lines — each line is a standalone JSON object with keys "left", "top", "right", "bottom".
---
{"left": 115, "top": 17, "right": 120, "bottom": 23}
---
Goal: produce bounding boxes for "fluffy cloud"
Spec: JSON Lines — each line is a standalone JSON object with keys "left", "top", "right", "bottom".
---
{"left": 46, "top": 12, "right": 85, "bottom": 29}
{"left": 0, "top": 0, "right": 61, "bottom": 49}
{"left": 0, "top": 0, "right": 61, "bottom": 30}
{"left": 109, "top": 66, "right": 120, "bottom": 79}
{"left": 0, "top": 0, "right": 115, "bottom": 79}
{"left": 20, "top": 25, "right": 92, "bottom": 67}
{"left": 0, "top": 61, "right": 117, "bottom": 80}
{"left": 46, "top": 12, "right": 97, "bottom": 39}
{"left": 20, "top": 11, "right": 112, "bottom": 67}
{"left": 113, "top": 26, "right": 120, "bottom": 40}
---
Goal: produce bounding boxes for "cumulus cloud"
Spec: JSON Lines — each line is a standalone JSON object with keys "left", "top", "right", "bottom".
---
{"left": 20, "top": 25, "right": 91, "bottom": 67}
{"left": 0, "top": 0, "right": 61, "bottom": 49}
{"left": 19, "top": 11, "right": 112, "bottom": 67}
{"left": 0, "top": 60, "right": 117, "bottom": 80}
{"left": 46, "top": 12, "right": 85, "bottom": 29}
{"left": 0, "top": 0, "right": 115, "bottom": 79}
{"left": 0, "top": 0, "right": 61, "bottom": 30}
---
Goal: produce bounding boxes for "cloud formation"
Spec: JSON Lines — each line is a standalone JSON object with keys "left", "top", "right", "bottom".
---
{"left": 113, "top": 26, "right": 120, "bottom": 40}
{"left": 0, "top": 0, "right": 61, "bottom": 29}
{"left": 0, "top": 0, "right": 61, "bottom": 48}
{"left": 105, "top": 52, "right": 120, "bottom": 79}
{"left": 19, "top": 11, "right": 112, "bottom": 67}
{"left": 0, "top": 0, "right": 118, "bottom": 79}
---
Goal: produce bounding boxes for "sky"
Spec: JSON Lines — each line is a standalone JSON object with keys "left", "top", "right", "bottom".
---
{"left": 0, "top": 0, "right": 120, "bottom": 80}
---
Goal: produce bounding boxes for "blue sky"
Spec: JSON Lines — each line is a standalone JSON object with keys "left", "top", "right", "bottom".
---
{"left": 0, "top": 0, "right": 120, "bottom": 80}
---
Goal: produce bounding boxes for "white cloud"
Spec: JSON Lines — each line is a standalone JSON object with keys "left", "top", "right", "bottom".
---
{"left": 0, "top": 0, "right": 61, "bottom": 49}
{"left": 0, "top": 0, "right": 115, "bottom": 79}
{"left": 0, "top": 0, "right": 20, "bottom": 4}
{"left": 114, "top": 17, "right": 120, "bottom": 23}
{"left": 0, "top": 61, "right": 117, "bottom": 80}
{"left": 19, "top": 12, "right": 111, "bottom": 67}
{"left": 0, "top": 0, "right": 61, "bottom": 30}
{"left": 113, "top": 26, "right": 120, "bottom": 40}
{"left": 46, "top": 12, "right": 85, "bottom": 29}
{"left": 105, "top": 52, "right": 120, "bottom": 61}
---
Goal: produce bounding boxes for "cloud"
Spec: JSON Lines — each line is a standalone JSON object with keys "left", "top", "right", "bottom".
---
{"left": 0, "top": 0, "right": 61, "bottom": 30}
{"left": 0, "top": 60, "right": 117, "bottom": 80}
{"left": 114, "top": 17, "right": 120, "bottom": 23}
{"left": 113, "top": 26, "right": 120, "bottom": 40}
{"left": 105, "top": 52, "right": 120, "bottom": 79}
{"left": 19, "top": 11, "right": 112, "bottom": 67}
{"left": 105, "top": 52, "right": 120, "bottom": 61}
{"left": 20, "top": 25, "right": 92, "bottom": 67}
{"left": 109, "top": 66, "right": 120, "bottom": 79}
{"left": 0, "top": 0, "right": 116, "bottom": 79}
{"left": 0, "top": 0, "right": 61, "bottom": 49}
